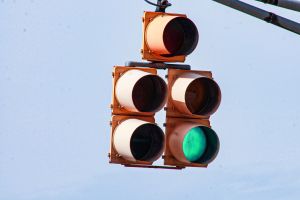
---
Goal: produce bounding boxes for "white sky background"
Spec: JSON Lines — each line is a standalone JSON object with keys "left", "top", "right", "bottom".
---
{"left": 1, "top": 0, "right": 300, "bottom": 199}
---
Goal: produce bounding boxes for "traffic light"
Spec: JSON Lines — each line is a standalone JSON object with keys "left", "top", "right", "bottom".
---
{"left": 109, "top": 66, "right": 167, "bottom": 165}
{"left": 163, "top": 69, "right": 221, "bottom": 168}
{"left": 109, "top": 2, "right": 222, "bottom": 169}
{"left": 142, "top": 11, "right": 199, "bottom": 63}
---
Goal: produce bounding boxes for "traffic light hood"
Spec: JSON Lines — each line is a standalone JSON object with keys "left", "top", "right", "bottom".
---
{"left": 146, "top": 15, "right": 199, "bottom": 56}
{"left": 170, "top": 72, "right": 221, "bottom": 117}
{"left": 142, "top": 11, "right": 199, "bottom": 62}
{"left": 113, "top": 118, "right": 165, "bottom": 162}
{"left": 115, "top": 69, "right": 167, "bottom": 113}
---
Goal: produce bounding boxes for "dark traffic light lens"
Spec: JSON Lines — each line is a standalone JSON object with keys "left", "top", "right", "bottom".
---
{"left": 132, "top": 75, "right": 167, "bottom": 112}
{"left": 130, "top": 123, "right": 164, "bottom": 162}
{"left": 185, "top": 77, "right": 221, "bottom": 116}
{"left": 183, "top": 127, "right": 207, "bottom": 162}
{"left": 163, "top": 17, "right": 198, "bottom": 56}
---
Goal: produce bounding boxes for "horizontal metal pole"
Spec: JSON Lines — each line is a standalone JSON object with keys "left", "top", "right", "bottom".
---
{"left": 124, "top": 164, "right": 184, "bottom": 170}
{"left": 125, "top": 61, "right": 191, "bottom": 70}
{"left": 278, "top": 0, "right": 300, "bottom": 12}
{"left": 255, "top": 0, "right": 300, "bottom": 12}
{"left": 213, "top": 0, "right": 300, "bottom": 35}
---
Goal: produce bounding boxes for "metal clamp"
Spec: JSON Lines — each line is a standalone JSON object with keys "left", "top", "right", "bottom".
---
{"left": 144, "top": 0, "right": 172, "bottom": 12}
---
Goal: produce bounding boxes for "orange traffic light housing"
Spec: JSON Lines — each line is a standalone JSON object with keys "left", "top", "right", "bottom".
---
{"left": 110, "top": 66, "right": 167, "bottom": 166}
{"left": 109, "top": 3, "right": 222, "bottom": 169}
{"left": 142, "top": 11, "right": 199, "bottom": 63}
{"left": 163, "top": 69, "right": 221, "bottom": 168}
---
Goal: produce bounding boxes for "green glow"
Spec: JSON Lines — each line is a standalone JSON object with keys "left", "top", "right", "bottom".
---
{"left": 183, "top": 127, "right": 207, "bottom": 162}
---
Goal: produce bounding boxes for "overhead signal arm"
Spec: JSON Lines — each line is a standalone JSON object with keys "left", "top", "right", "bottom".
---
{"left": 255, "top": 0, "right": 300, "bottom": 12}
{"left": 213, "top": 0, "right": 300, "bottom": 35}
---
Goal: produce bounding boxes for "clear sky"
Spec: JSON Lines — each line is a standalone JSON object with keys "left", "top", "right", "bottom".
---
{"left": 1, "top": 0, "right": 300, "bottom": 199}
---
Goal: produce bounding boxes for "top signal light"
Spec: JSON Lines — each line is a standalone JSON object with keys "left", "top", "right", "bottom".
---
{"left": 142, "top": 11, "right": 199, "bottom": 63}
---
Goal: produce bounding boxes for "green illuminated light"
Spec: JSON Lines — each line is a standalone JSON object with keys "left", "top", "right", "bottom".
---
{"left": 182, "top": 127, "right": 207, "bottom": 162}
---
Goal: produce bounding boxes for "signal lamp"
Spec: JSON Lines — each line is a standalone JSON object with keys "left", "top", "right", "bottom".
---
{"left": 142, "top": 11, "right": 199, "bottom": 62}
{"left": 168, "top": 122, "right": 219, "bottom": 165}
{"left": 113, "top": 118, "right": 165, "bottom": 162}
{"left": 112, "top": 66, "right": 167, "bottom": 116}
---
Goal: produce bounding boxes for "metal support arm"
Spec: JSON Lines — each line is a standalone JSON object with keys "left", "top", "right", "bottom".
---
{"left": 213, "top": 0, "right": 300, "bottom": 35}
{"left": 255, "top": 0, "right": 300, "bottom": 12}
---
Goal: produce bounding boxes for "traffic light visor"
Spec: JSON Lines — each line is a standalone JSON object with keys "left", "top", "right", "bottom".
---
{"left": 146, "top": 15, "right": 199, "bottom": 56}
{"left": 113, "top": 119, "right": 165, "bottom": 162}
{"left": 116, "top": 69, "right": 167, "bottom": 113}
{"left": 171, "top": 73, "right": 221, "bottom": 117}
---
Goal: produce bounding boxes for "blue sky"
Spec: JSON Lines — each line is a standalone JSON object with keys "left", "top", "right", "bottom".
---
{"left": 1, "top": 0, "right": 300, "bottom": 199}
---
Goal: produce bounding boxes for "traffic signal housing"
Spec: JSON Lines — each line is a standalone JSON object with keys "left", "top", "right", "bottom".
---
{"left": 109, "top": 8, "right": 222, "bottom": 169}
{"left": 142, "top": 11, "right": 199, "bottom": 63}
{"left": 110, "top": 66, "right": 167, "bottom": 166}
{"left": 164, "top": 69, "right": 221, "bottom": 168}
